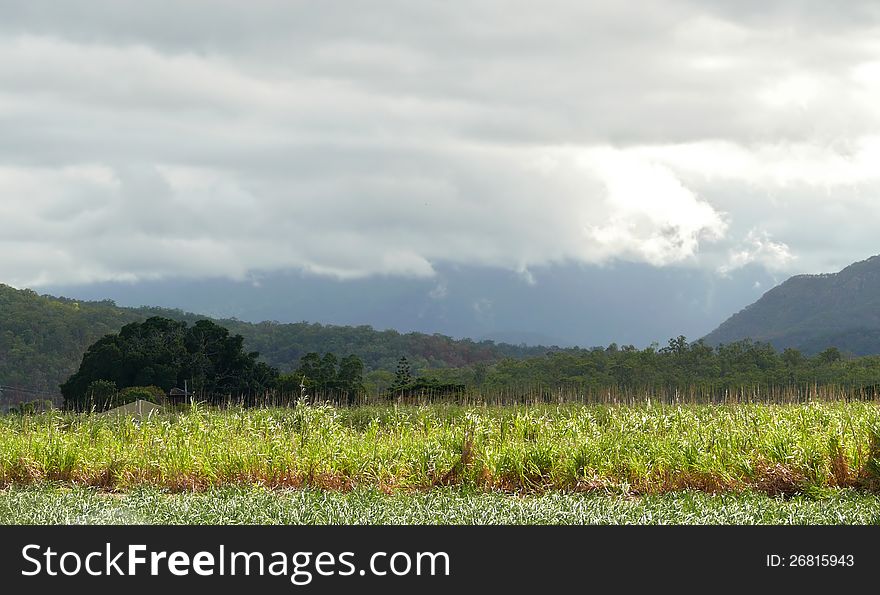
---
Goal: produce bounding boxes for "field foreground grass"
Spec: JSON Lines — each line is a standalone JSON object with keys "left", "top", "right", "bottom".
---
{"left": 2, "top": 485, "right": 879, "bottom": 525}
{"left": 1, "top": 402, "right": 879, "bottom": 495}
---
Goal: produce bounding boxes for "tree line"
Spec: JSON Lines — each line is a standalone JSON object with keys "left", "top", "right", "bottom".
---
{"left": 60, "top": 317, "right": 880, "bottom": 411}
{"left": 0, "top": 283, "right": 548, "bottom": 396}
{"left": 60, "top": 317, "right": 466, "bottom": 410}
{"left": 425, "top": 336, "right": 880, "bottom": 396}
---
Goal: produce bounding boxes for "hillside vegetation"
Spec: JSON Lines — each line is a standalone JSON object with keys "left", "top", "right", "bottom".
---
{"left": 0, "top": 284, "right": 547, "bottom": 396}
{"left": 704, "top": 255, "right": 880, "bottom": 355}
{"left": 8, "top": 264, "right": 880, "bottom": 405}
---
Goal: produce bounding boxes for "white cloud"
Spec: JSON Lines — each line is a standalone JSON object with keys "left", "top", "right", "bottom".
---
{"left": 580, "top": 149, "right": 728, "bottom": 266}
{"left": 2, "top": 2, "right": 880, "bottom": 288}
{"left": 719, "top": 230, "right": 795, "bottom": 275}
{"left": 516, "top": 268, "right": 537, "bottom": 286}
{"left": 428, "top": 281, "right": 448, "bottom": 300}
{"left": 472, "top": 298, "right": 494, "bottom": 323}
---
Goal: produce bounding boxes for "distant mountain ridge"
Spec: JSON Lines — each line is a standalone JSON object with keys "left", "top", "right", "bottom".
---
{"left": 703, "top": 255, "right": 880, "bottom": 355}
{"left": 0, "top": 284, "right": 552, "bottom": 395}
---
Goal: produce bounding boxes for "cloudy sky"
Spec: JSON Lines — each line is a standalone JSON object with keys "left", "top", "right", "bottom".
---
{"left": 2, "top": 1, "right": 879, "bottom": 345}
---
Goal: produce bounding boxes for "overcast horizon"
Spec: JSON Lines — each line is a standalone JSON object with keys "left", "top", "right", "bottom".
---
{"left": 3, "top": 1, "right": 880, "bottom": 346}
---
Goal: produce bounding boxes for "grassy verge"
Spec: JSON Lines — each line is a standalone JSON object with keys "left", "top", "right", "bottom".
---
{"left": 1, "top": 402, "right": 879, "bottom": 495}
{"left": 1, "top": 485, "right": 878, "bottom": 525}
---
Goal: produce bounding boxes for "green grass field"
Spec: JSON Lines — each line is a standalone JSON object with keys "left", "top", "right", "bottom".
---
{"left": 2, "top": 485, "right": 879, "bottom": 524}
{"left": 2, "top": 401, "right": 879, "bottom": 496}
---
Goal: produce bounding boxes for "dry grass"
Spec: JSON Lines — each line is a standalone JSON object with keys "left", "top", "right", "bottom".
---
{"left": 0, "top": 461, "right": 876, "bottom": 497}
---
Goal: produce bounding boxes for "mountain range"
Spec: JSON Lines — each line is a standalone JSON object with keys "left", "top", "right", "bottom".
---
{"left": 703, "top": 255, "right": 880, "bottom": 355}
{"left": 5, "top": 254, "right": 880, "bottom": 397}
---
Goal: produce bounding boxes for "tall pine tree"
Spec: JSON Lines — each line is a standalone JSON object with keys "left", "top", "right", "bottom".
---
{"left": 390, "top": 356, "right": 413, "bottom": 395}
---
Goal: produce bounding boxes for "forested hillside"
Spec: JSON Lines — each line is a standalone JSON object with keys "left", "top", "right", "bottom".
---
{"left": 0, "top": 287, "right": 144, "bottom": 394}
{"left": 0, "top": 284, "right": 549, "bottom": 395}
{"left": 6, "top": 278, "right": 880, "bottom": 404}
{"left": 704, "top": 255, "right": 880, "bottom": 355}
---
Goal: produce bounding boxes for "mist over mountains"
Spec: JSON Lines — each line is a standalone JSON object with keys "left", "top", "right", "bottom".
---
{"left": 41, "top": 262, "right": 777, "bottom": 349}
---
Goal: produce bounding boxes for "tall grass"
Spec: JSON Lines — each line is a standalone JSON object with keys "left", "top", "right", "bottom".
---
{"left": 1, "top": 401, "right": 879, "bottom": 495}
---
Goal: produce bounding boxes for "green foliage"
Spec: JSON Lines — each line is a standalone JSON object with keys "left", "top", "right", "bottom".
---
{"left": 7, "top": 400, "right": 54, "bottom": 415}
{"left": 384, "top": 356, "right": 463, "bottom": 398}
{"left": 438, "top": 337, "right": 880, "bottom": 397}
{"left": 363, "top": 370, "right": 395, "bottom": 395}
{"left": 117, "top": 386, "right": 166, "bottom": 407}
{"left": 337, "top": 354, "right": 365, "bottom": 396}
{"left": 85, "top": 380, "right": 118, "bottom": 411}
{"left": 408, "top": 377, "right": 466, "bottom": 395}
{"left": 285, "top": 352, "right": 365, "bottom": 404}
{"left": 0, "top": 283, "right": 546, "bottom": 397}
{"left": 1, "top": 403, "right": 879, "bottom": 495}
{"left": 865, "top": 425, "right": 880, "bottom": 487}
{"left": 0, "top": 285, "right": 147, "bottom": 397}
{"left": 390, "top": 356, "right": 413, "bottom": 394}
{"left": 61, "top": 317, "right": 278, "bottom": 409}
{"left": 819, "top": 347, "right": 842, "bottom": 364}
{"left": 8, "top": 282, "right": 880, "bottom": 405}
{"left": 782, "top": 348, "right": 804, "bottom": 368}
{"left": 704, "top": 254, "right": 880, "bottom": 355}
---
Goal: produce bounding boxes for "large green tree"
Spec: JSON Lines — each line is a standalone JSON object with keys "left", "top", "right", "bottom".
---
{"left": 60, "top": 317, "right": 277, "bottom": 409}
{"left": 0, "top": 282, "right": 547, "bottom": 398}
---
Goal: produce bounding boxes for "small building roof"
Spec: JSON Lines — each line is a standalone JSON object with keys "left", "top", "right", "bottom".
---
{"left": 102, "top": 399, "right": 163, "bottom": 420}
